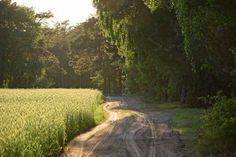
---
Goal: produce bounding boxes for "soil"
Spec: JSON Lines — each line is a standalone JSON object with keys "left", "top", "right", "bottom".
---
{"left": 61, "top": 96, "right": 186, "bottom": 157}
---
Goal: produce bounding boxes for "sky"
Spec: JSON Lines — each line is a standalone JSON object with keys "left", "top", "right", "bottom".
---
{"left": 13, "top": 0, "right": 96, "bottom": 26}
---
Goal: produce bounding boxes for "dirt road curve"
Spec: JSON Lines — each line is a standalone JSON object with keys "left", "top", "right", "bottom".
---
{"left": 61, "top": 96, "right": 185, "bottom": 157}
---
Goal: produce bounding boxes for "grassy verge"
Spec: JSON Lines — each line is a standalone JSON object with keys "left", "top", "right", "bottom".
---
{"left": 171, "top": 108, "right": 203, "bottom": 157}
{"left": 144, "top": 102, "right": 204, "bottom": 157}
{"left": 120, "top": 109, "right": 136, "bottom": 120}
{"left": 142, "top": 102, "right": 181, "bottom": 111}
{"left": 94, "top": 104, "right": 108, "bottom": 125}
{"left": 171, "top": 108, "right": 203, "bottom": 136}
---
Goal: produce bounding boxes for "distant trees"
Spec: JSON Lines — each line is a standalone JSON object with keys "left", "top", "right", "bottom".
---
{"left": 38, "top": 20, "right": 78, "bottom": 88}
{"left": 68, "top": 18, "right": 123, "bottom": 94}
{"left": 0, "top": 0, "right": 42, "bottom": 88}
{"left": 0, "top": 0, "right": 122, "bottom": 94}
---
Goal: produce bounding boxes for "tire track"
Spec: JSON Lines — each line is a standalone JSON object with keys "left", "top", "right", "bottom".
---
{"left": 83, "top": 102, "right": 119, "bottom": 157}
{"left": 120, "top": 98, "right": 144, "bottom": 157}
{"left": 62, "top": 96, "right": 185, "bottom": 157}
{"left": 62, "top": 102, "right": 120, "bottom": 157}
{"left": 122, "top": 124, "right": 144, "bottom": 157}
{"left": 121, "top": 97, "right": 157, "bottom": 157}
{"left": 147, "top": 114, "right": 157, "bottom": 157}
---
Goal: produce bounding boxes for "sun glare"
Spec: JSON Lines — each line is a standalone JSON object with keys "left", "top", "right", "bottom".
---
{"left": 13, "top": 0, "right": 96, "bottom": 26}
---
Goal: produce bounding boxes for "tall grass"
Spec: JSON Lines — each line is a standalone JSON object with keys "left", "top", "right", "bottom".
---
{"left": 0, "top": 89, "right": 103, "bottom": 157}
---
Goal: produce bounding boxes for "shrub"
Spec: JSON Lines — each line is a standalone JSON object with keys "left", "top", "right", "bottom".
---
{"left": 198, "top": 98, "right": 236, "bottom": 157}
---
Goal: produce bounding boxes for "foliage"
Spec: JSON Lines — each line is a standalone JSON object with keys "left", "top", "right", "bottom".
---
{"left": 172, "top": 0, "right": 236, "bottom": 102}
{"left": 93, "top": 0, "right": 191, "bottom": 102}
{"left": 171, "top": 107, "right": 203, "bottom": 157}
{"left": 93, "top": 0, "right": 236, "bottom": 105}
{"left": 198, "top": 98, "right": 236, "bottom": 157}
{"left": 0, "top": 89, "right": 103, "bottom": 157}
{"left": 0, "top": 0, "right": 42, "bottom": 88}
{"left": 94, "top": 105, "right": 108, "bottom": 125}
{"left": 0, "top": 0, "right": 122, "bottom": 93}
{"left": 68, "top": 17, "right": 123, "bottom": 94}
{"left": 38, "top": 20, "right": 77, "bottom": 88}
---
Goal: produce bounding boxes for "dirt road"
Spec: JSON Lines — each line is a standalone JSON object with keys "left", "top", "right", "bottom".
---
{"left": 61, "top": 96, "right": 185, "bottom": 157}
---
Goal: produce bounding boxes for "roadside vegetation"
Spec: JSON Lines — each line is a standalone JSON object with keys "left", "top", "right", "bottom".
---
{"left": 171, "top": 107, "right": 203, "bottom": 157}
{"left": 146, "top": 99, "right": 236, "bottom": 157}
{"left": 198, "top": 98, "right": 236, "bottom": 157}
{"left": 94, "top": 104, "right": 108, "bottom": 125}
{"left": 0, "top": 89, "right": 105, "bottom": 157}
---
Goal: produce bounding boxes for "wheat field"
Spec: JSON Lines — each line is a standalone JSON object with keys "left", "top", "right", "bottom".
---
{"left": 0, "top": 89, "right": 103, "bottom": 157}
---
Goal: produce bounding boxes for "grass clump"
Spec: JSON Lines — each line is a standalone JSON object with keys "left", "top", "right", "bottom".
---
{"left": 94, "top": 105, "right": 108, "bottom": 125}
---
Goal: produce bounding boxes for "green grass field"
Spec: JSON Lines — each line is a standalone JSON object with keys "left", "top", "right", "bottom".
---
{"left": 0, "top": 89, "right": 104, "bottom": 157}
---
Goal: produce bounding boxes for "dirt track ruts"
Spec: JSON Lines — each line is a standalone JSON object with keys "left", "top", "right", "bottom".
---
{"left": 61, "top": 96, "right": 185, "bottom": 157}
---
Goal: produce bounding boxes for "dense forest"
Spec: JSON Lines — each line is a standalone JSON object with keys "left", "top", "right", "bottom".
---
{"left": 0, "top": 0, "right": 236, "bottom": 156}
{"left": 93, "top": 0, "right": 236, "bottom": 105}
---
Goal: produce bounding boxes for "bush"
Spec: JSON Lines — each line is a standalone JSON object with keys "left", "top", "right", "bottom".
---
{"left": 198, "top": 98, "right": 236, "bottom": 157}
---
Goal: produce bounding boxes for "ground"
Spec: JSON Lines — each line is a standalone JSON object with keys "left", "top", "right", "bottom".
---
{"left": 61, "top": 96, "right": 203, "bottom": 157}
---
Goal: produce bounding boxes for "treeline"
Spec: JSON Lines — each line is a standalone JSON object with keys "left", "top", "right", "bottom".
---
{"left": 92, "top": 0, "right": 236, "bottom": 105}
{"left": 1, "top": 0, "right": 236, "bottom": 103}
{"left": 0, "top": 0, "right": 122, "bottom": 94}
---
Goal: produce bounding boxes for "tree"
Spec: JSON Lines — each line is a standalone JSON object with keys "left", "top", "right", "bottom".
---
{"left": 68, "top": 17, "right": 123, "bottom": 94}
{"left": 93, "top": 0, "right": 191, "bottom": 102}
{"left": 38, "top": 20, "right": 78, "bottom": 88}
{"left": 93, "top": 0, "right": 236, "bottom": 104}
{"left": 172, "top": 0, "right": 236, "bottom": 103}
{"left": 0, "top": 0, "right": 43, "bottom": 88}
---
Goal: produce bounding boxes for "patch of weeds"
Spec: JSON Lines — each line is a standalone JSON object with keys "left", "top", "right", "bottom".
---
{"left": 170, "top": 107, "right": 204, "bottom": 157}
{"left": 94, "top": 105, "right": 108, "bottom": 125}
{"left": 171, "top": 108, "right": 203, "bottom": 135}
{"left": 120, "top": 109, "right": 135, "bottom": 120}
